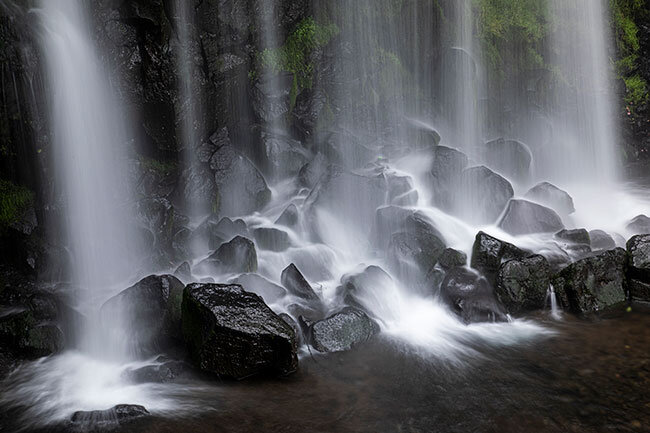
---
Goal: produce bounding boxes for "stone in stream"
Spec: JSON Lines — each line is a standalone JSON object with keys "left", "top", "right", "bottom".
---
{"left": 253, "top": 227, "right": 291, "bottom": 252}
{"left": 627, "top": 234, "right": 650, "bottom": 302}
{"left": 209, "top": 138, "right": 271, "bottom": 217}
{"left": 439, "top": 267, "right": 508, "bottom": 324}
{"left": 589, "top": 230, "right": 617, "bottom": 251}
{"left": 459, "top": 165, "right": 514, "bottom": 224}
{"left": 495, "top": 255, "right": 551, "bottom": 314}
{"left": 70, "top": 404, "right": 149, "bottom": 424}
{"left": 438, "top": 248, "right": 468, "bottom": 270}
{"left": 100, "top": 275, "right": 184, "bottom": 354}
{"left": 627, "top": 214, "right": 650, "bottom": 234}
{"left": 552, "top": 248, "right": 628, "bottom": 316}
{"left": 525, "top": 182, "right": 575, "bottom": 216}
{"left": 181, "top": 283, "right": 298, "bottom": 379}
{"left": 470, "top": 231, "right": 530, "bottom": 285}
{"left": 174, "top": 261, "right": 192, "bottom": 282}
{"left": 310, "top": 307, "right": 380, "bottom": 353}
{"left": 275, "top": 203, "right": 299, "bottom": 227}
{"left": 195, "top": 236, "right": 258, "bottom": 275}
{"left": 555, "top": 229, "right": 591, "bottom": 246}
{"left": 430, "top": 145, "right": 469, "bottom": 211}
{"left": 483, "top": 138, "right": 532, "bottom": 183}
{"left": 298, "top": 152, "right": 330, "bottom": 189}
{"left": 497, "top": 199, "right": 564, "bottom": 236}
{"left": 229, "top": 273, "right": 286, "bottom": 304}
{"left": 123, "top": 358, "right": 187, "bottom": 384}
{"left": 338, "top": 265, "right": 393, "bottom": 309}
{"left": 281, "top": 263, "right": 319, "bottom": 301}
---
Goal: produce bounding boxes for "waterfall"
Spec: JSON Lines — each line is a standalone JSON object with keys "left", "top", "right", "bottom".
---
{"left": 37, "top": 0, "right": 141, "bottom": 357}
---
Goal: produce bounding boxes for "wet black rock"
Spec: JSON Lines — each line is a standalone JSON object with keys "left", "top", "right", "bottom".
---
{"left": 589, "top": 230, "right": 617, "bottom": 251}
{"left": 627, "top": 214, "right": 650, "bottom": 234}
{"left": 275, "top": 204, "right": 299, "bottom": 227}
{"left": 483, "top": 138, "right": 532, "bottom": 183}
{"left": 253, "top": 227, "right": 291, "bottom": 252}
{"left": 371, "top": 206, "right": 418, "bottom": 251}
{"left": 100, "top": 275, "right": 184, "bottom": 354}
{"left": 260, "top": 133, "right": 310, "bottom": 179}
{"left": 210, "top": 140, "right": 271, "bottom": 217}
{"left": 281, "top": 264, "right": 319, "bottom": 301}
{"left": 438, "top": 248, "right": 468, "bottom": 270}
{"left": 181, "top": 283, "right": 298, "bottom": 379}
{"left": 495, "top": 255, "right": 551, "bottom": 314}
{"left": 439, "top": 267, "right": 508, "bottom": 324}
{"left": 279, "top": 313, "right": 303, "bottom": 346}
{"left": 627, "top": 234, "right": 650, "bottom": 302}
{"left": 470, "top": 232, "right": 529, "bottom": 285}
{"left": 70, "top": 404, "right": 149, "bottom": 424}
{"left": 229, "top": 273, "right": 286, "bottom": 304}
{"left": 460, "top": 166, "right": 514, "bottom": 224}
{"left": 498, "top": 199, "right": 564, "bottom": 235}
{"left": 310, "top": 307, "right": 380, "bottom": 353}
{"left": 555, "top": 229, "right": 591, "bottom": 245}
{"left": 525, "top": 182, "right": 575, "bottom": 216}
{"left": 298, "top": 153, "right": 330, "bottom": 189}
{"left": 339, "top": 265, "right": 392, "bottom": 309}
{"left": 196, "top": 236, "right": 258, "bottom": 275}
{"left": 552, "top": 248, "right": 628, "bottom": 315}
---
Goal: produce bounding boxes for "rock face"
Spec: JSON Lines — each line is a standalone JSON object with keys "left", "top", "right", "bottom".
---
{"left": 495, "top": 255, "right": 551, "bottom": 314}
{"left": 470, "top": 232, "right": 529, "bottom": 285}
{"left": 181, "top": 284, "right": 298, "bottom": 379}
{"left": 627, "top": 214, "right": 650, "bottom": 234}
{"left": 498, "top": 199, "right": 564, "bottom": 235}
{"left": 439, "top": 267, "right": 508, "bottom": 324}
{"left": 100, "top": 275, "right": 184, "bottom": 354}
{"left": 281, "top": 264, "right": 319, "bottom": 301}
{"left": 196, "top": 236, "right": 257, "bottom": 275}
{"left": 552, "top": 248, "right": 628, "bottom": 315}
{"left": 525, "top": 182, "right": 575, "bottom": 216}
{"left": 483, "top": 138, "right": 532, "bottom": 182}
{"left": 310, "top": 307, "right": 379, "bottom": 352}
{"left": 459, "top": 166, "right": 514, "bottom": 224}
{"left": 627, "top": 234, "right": 650, "bottom": 302}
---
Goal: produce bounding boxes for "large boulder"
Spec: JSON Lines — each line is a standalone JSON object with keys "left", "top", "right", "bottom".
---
{"left": 100, "top": 275, "right": 184, "bottom": 354}
{"left": 552, "top": 248, "right": 627, "bottom": 315}
{"left": 195, "top": 236, "right": 257, "bottom": 275}
{"left": 338, "top": 265, "right": 393, "bottom": 309}
{"left": 193, "top": 216, "right": 249, "bottom": 251}
{"left": 470, "top": 232, "right": 529, "bottom": 285}
{"left": 210, "top": 139, "right": 271, "bottom": 217}
{"left": 483, "top": 138, "right": 532, "bottom": 183}
{"left": 458, "top": 166, "right": 514, "bottom": 224}
{"left": 626, "top": 234, "right": 650, "bottom": 302}
{"left": 589, "top": 230, "right": 617, "bottom": 251}
{"left": 555, "top": 229, "right": 590, "bottom": 246}
{"left": 181, "top": 283, "right": 298, "bottom": 379}
{"left": 310, "top": 307, "right": 379, "bottom": 352}
{"left": 387, "top": 213, "right": 446, "bottom": 281}
{"left": 439, "top": 267, "right": 508, "bottom": 324}
{"left": 438, "top": 248, "right": 468, "bottom": 270}
{"left": 253, "top": 227, "right": 291, "bottom": 252}
{"left": 495, "top": 255, "right": 551, "bottom": 314}
{"left": 497, "top": 199, "right": 564, "bottom": 236}
{"left": 627, "top": 214, "right": 650, "bottom": 235}
{"left": 281, "top": 264, "right": 319, "bottom": 301}
{"left": 260, "top": 132, "right": 309, "bottom": 179}
{"left": 229, "top": 273, "right": 286, "bottom": 304}
{"left": 430, "top": 145, "right": 468, "bottom": 211}
{"left": 525, "top": 182, "right": 575, "bottom": 216}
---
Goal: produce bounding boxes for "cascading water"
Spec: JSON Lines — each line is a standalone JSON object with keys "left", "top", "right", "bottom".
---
{"left": 37, "top": 0, "right": 140, "bottom": 355}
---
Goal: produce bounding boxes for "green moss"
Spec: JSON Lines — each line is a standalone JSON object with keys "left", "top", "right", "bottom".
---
{"left": 259, "top": 17, "right": 339, "bottom": 91}
{"left": 624, "top": 75, "right": 648, "bottom": 107}
{"left": 0, "top": 179, "right": 33, "bottom": 230}
{"left": 473, "top": 0, "right": 550, "bottom": 76}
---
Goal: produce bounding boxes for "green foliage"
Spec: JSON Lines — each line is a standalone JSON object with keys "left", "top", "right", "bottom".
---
{"left": 0, "top": 179, "right": 33, "bottom": 230}
{"left": 473, "top": 0, "right": 549, "bottom": 75}
{"left": 259, "top": 17, "right": 339, "bottom": 91}
{"left": 610, "top": 0, "right": 648, "bottom": 108}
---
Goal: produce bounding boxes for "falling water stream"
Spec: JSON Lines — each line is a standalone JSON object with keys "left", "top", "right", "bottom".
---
{"left": 1, "top": 0, "right": 650, "bottom": 431}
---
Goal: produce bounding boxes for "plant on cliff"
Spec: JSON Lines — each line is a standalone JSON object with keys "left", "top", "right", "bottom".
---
{"left": 0, "top": 179, "right": 32, "bottom": 231}
{"left": 259, "top": 17, "right": 339, "bottom": 106}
